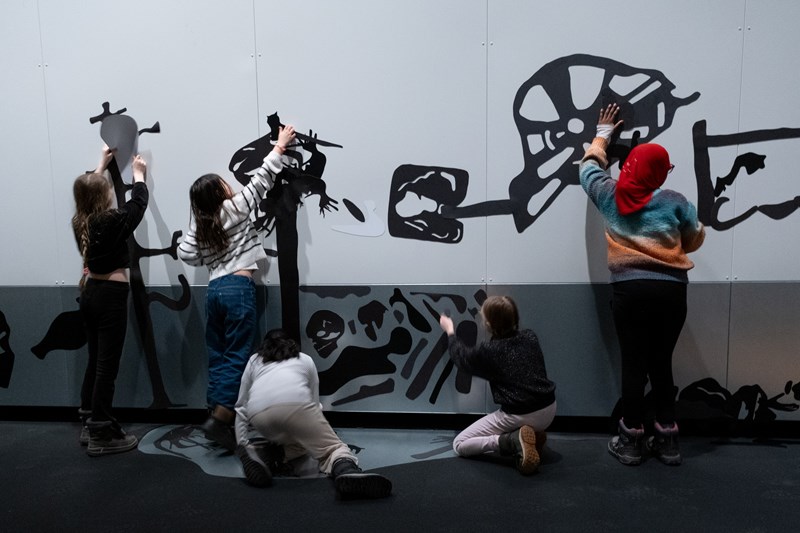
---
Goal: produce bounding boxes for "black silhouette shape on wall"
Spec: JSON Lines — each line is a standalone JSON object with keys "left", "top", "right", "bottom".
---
{"left": 31, "top": 302, "right": 85, "bottom": 359}
{"left": 0, "top": 310, "right": 14, "bottom": 388}
{"left": 679, "top": 377, "right": 800, "bottom": 437}
{"left": 388, "top": 54, "right": 699, "bottom": 242}
{"left": 229, "top": 112, "right": 341, "bottom": 342}
{"left": 387, "top": 165, "right": 470, "bottom": 243}
{"left": 307, "top": 287, "right": 486, "bottom": 406}
{"left": 33, "top": 102, "right": 190, "bottom": 409}
{"left": 692, "top": 120, "right": 800, "bottom": 230}
{"left": 305, "top": 309, "right": 345, "bottom": 358}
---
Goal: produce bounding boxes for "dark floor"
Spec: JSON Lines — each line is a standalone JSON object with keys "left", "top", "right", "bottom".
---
{"left": 2, "top": 421, "right": 800, "bottom": 532}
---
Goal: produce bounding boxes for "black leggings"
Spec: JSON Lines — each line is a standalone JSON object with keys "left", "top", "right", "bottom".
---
{"left": 79, "top": 278, "right": 130, "bottom": 424}
{"left": 612, "top": 279, "right": 687, "bottom": 428}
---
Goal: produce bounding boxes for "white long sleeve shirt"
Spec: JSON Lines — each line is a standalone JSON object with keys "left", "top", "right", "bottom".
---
{"left": 234, "top": 352, "right": 320, "bottom": 443}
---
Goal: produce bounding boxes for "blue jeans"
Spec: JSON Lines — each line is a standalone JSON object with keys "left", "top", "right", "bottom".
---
{"left": 205, "top": 274, "right": 257, "bottom": 409}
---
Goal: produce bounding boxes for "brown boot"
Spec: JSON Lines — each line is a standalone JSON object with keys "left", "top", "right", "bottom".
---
{"left": 499, "top": 425, "right": 540, "bottom": 475}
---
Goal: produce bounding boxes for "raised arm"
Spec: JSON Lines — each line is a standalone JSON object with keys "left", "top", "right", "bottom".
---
{"left": 229, "top": 125, "right": 297, "bottom": 215}
{"left": 582, "top": 104, "right": 623, "bottom": 168}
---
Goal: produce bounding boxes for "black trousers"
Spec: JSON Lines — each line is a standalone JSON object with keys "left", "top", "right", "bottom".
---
{"left": 612, "top": 279, "right": 687, "bottom": 428}
{"left": 79, "top": 278, "right": 130, "bottom": 425}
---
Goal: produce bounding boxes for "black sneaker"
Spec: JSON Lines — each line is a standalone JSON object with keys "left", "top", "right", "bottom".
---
{"left": 608, "top": 419, "right": 644, "bottom": 466}
{"left": 236, "top": 444, "right": 273, "bottom": 487}
{"left": 332, "top": 458, "right": 392, "bottom": 499}
{"left": 646, "top": 421, "right": 682, "bottom": 465}
{"left": 87, "top": 426, "right": 138, "bottom": 457}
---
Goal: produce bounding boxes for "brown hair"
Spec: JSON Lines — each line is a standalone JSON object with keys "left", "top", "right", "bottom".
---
{"left": 481, "top": 296, "right": 519, "bottom": 339}
{"left": 257, "top": 329, "right": 301, "bottom": 364}
{"left": 71, "top": 172, "right": 112, "bottom": 263}
{"left": 189, "top": 174, "right": 231, "bottom": 254}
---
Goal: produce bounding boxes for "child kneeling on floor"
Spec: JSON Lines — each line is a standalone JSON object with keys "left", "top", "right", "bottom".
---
{"left": 233, "top": 329, "right": 392, "bottom": 499}
{"left": 439, "top": 296, "right": 557, "bottom": 475}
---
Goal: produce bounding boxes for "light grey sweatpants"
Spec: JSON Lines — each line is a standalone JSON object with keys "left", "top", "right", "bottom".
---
{"left": 249, "top": 402, "right": 356, "bottom": 475}
{"left": 453, "top": 401, "right": 557, "bottom": 456}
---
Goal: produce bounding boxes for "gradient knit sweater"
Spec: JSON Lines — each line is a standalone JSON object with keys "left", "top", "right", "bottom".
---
{"left": 579, "top": 158, "right": 705, "bottom": 283}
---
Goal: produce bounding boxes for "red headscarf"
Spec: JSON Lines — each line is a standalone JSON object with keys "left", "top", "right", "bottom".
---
{"left": 615, "top": 143, "right": 672, "bottom": 215}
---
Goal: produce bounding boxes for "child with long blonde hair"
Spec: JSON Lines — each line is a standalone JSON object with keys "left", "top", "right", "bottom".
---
{"left": 72, "top": 146, "right": 148, "bottom": 456}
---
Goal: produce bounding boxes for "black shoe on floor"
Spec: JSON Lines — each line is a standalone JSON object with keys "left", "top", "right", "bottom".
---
{"left": 608, "top": 419, "right": 644, "bottom": 466}
{"left": 331, "top": 458, "right": 392, "bottom": 499}
{"left": 236, "top": 444, "right": 273, "bottom": 487}
{"left": 646, "top": 421, "right": 682, "bottom": 466}
{"left": 200, "top": 416, "right": 235, "bottom": 452}
{"left": 87, "top": 425, "right": 138, "bottom": 457}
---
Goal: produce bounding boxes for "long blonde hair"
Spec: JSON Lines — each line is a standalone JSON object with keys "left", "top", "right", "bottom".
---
{"left": 71, "top": 172, "right": 112, "bottom": 263}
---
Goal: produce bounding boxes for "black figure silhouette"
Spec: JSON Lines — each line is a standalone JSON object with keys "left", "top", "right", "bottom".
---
{"left": 228, "top": 112, "right": 340, "bottom": 342}
{"left": 33, "top": 102, "right": 190, "bottom": 408}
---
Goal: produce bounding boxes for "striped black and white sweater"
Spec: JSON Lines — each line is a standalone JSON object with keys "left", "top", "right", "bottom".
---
{"left": 178, "top": 151, "right": 282, "bottom": 280}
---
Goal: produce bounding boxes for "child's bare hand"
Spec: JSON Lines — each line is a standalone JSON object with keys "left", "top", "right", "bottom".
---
{"left": 598, "top": 103, "right": 623, "bottom": 128}
{"left": 439, "top": 315, "right": 455, "bottom": 336}
{"left": 132, "top": 154, "right": 147, "bottom": 182}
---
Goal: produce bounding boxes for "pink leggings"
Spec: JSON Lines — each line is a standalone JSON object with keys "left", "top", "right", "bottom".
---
{"left": 453, "top": 401, "right": 557, "bottom": 456}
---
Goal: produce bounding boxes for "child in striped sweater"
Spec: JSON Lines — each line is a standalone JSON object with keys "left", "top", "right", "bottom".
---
{"left": 179, "top": 125, "right": 295, "bottom": 450}
{"left": 579, "top": 104, "right": 704, "bottom": 466}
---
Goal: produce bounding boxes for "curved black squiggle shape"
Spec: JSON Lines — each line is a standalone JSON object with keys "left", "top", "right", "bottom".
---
{"left": 318, "top": 327, "right": 412, "bottom": 396}
{"left": 301, "top": 286, "right": 371, "bottom": 299}
{"left": 31, "top": 309, "right": 86, "bottom": 359}
{"left": 401, "top": 338, "right": 429, "bottom": 380}
{"left": 389, "top": 288, "right": 431, "bottom": 333}
{"left": 343, "top": 198, "right": 366, "bottom": 223}
{"left": 331, "top": 379, "right": 395, "bottom": 406}
{"left": 411, "top": 292, "right": 468, "bottom": 314}
{"left": 406, "top": 332, "right": 448, "bottom": 400}
{"left": 428, "top": 320, "right": 477, "bottom": 403}
{"left": 693, "top": 119, "right": 800, "bottom": 230}
{"left": 0, "top": 311, "right": 14, "bottom": 388}
{"left": 148, "top": 275, "right": 191, "bottom": 311}
{"left": 713, "top": 152, "right": 766, "bottom": 196}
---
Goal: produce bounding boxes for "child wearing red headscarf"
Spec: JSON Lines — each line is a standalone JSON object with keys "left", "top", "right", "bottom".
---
{"left": 579, "top": 104, "right": 705, "bottom": 467}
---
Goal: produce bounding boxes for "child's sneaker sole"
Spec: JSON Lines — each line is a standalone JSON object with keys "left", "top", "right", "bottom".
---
{"left": 516, "top": 425, "right": 541, "bottom": 475}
